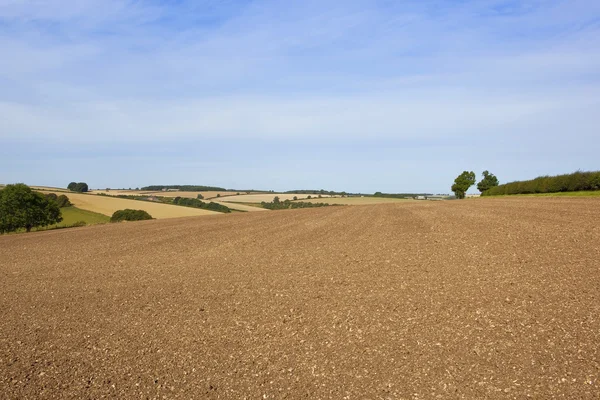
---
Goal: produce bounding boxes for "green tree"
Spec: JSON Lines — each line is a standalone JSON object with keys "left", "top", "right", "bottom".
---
{"left": 197, "top": 194, "right": 204, "bottom": 200}
{"left": 110, "top": 209, "right": 153, "bottom": 222}
{"left": 273, "top": 196, "right": 280, "bottom": 204}
{"left": 68, "top": 182, "right": 88, "bottom": 192}
{"left": 477, "top": 170, "right": 499, "bottom": 193}
{"left": 0, "top": 184, "right": 62, "bottom": 233}
{"left": 74, "top": 182, "right": 89, "bottom": 192}
{"left": 56, "top": 195, "right": 72, "bottom": 208}
{"left": 451, "top": 171, "right": 476, "bottom": 199}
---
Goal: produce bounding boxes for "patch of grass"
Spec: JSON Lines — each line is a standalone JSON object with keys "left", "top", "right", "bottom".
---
{"left": 35, "top": 206, "right": 110, "bottom": 231}
{"left": 485, "top": 191, "right": 600, "bottom": 198}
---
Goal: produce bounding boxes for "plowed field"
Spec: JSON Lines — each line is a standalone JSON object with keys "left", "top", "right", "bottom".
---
{"left": 1, "top": 198, "right": 599, "bottom": 399}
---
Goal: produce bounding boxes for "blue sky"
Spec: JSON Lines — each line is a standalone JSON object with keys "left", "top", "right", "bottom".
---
{"left": 1, "top": 0, "right": 599, "bottom": 193}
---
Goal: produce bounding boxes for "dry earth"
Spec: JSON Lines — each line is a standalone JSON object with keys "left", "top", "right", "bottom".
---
{"left": 39, "top": 191, "right": 219, "bottom": 219}
{"left": 1, "top": 198, "right": 599, "bottom": 399}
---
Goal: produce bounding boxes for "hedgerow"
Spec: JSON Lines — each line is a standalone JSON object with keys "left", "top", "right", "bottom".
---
{"left": 482, "top": 171, "right": 600, "bottom": 196}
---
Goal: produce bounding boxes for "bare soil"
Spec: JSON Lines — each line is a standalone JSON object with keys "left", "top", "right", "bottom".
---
{"left": 1, "top": 198, "right": 599, "bottom": 399}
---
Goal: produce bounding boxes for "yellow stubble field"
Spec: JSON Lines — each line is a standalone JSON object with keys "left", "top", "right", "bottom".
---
{"left": 40, "top": 191, "right": 220, "bottom": 219}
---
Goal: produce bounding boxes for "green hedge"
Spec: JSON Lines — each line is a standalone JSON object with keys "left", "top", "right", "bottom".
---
{"left": 482, "top": 171, "right": 600, "bottom": 196}
{"left": 260, "top": 200, "right": 336, "bottom": 210}
{"left": 172, "top": 197, "right": 231, "bottom": 213}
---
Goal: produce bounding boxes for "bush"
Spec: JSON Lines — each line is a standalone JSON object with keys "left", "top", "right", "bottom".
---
{"left": 110, "top": 209, "right": 153, "bottom": 222}
{"left": 197, "top": 194, "right": 204, "bottom": 200}
{"left": 45, "top": 193, "right": 58, "bottom": 202}
{"left": 56, "top": 195, "right": 72, "bottom": 208}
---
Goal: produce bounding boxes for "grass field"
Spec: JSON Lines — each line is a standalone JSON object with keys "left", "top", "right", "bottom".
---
{"left": 39, "top": 191, "right": 221, "bottom": 219}
{"left": 2, "top": 198, "right": 599, "bottom": 398}
{"left": 57, "top": 206, "right": 110, "bottom": 225}
{"left": 38, "top": 206, "right": 110, "bottom": 230}
{"left": 485, "top": 190, "right": 600, "bottom": 197}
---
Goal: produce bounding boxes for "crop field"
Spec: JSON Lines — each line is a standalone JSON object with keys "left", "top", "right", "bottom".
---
{"left": 92, "top": 190, "right": 247, "bottom": 199}
{"left": 224, "top": 193, "right": 333, "bottom": 203}
{"left": 143, "top": 191, "right": 245, "bottom": 199}
{"left": 212, "top": 200, "right": 269, "bottom": 212}
{"left": 298, "top": 196, "right": 413, "bottom": 205}
{"left": 39, "top": 191, "right": 220, "bottom": 219}
{"left": 1, "top": 198, "right": 599, "bottom": 398}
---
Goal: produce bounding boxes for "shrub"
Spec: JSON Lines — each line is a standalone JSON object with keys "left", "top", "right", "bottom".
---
{"left": 45, "top": 193, "right": 58, "bottom": 202}
{"left": 56, "top": 195, "right": 72, "bottom": 208}
{"left": 110, "top": 209, "right": 153, "bottom": 222}
{"left": 197, "top": 194, "right": 204, "bottom": 200}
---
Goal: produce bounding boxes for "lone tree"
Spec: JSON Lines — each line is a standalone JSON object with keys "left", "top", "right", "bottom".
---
{"left": 477, "top": 170, "right": 499, "bottom": 193}
{"left": 0, "top": 184, "right": 62, "bottom": 233}
{"left": 451, "top": 171, "right": 476, "bottom": 199}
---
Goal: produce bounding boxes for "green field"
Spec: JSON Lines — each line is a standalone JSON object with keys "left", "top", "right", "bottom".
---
{"left": 486, "top": 190, "right": 600, "bottom": 198}
{"left": 35, "top": 206, "right": 110, "bottom": 231}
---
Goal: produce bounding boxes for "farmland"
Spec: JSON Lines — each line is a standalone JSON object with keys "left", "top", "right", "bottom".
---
{"left": 297, "top": 196, "right": 412, "bottom": 205}
{"left": 1, "top": 197, "right": 599, "bottom": 398}
{"left": 93, "top": 190, "right": 247, "bottom": 199}
{"left": 222, "top": 193, "right": 333, "bottom": 203}
{"left": 39, "top": 191, "right": 220, "bottom": 219}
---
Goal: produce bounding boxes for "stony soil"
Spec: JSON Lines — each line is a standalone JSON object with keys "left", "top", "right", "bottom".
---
{"left": 1, "top": 198, "right": 599, "bottom": 399}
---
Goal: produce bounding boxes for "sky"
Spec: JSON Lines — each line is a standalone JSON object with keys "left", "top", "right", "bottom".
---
{"left": 1, "top": 0, "right": 599, "bottom": 193}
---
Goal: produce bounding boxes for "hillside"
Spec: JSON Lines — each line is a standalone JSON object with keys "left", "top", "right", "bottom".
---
{"left": 39, "top": 191, "right": 220, "bottom": 219}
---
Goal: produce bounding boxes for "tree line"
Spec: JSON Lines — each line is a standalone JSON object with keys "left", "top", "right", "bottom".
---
{"left": 260, "top": 197, "right": 337, "bottom": 210}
